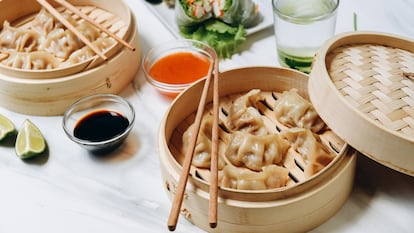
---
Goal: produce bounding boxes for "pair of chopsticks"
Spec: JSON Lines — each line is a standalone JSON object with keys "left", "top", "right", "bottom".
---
{"left": 36, "top": 0, "right": 135, "bottom": 61}
{"left": 167, "top": 56, "right": 220, "bottom": 231}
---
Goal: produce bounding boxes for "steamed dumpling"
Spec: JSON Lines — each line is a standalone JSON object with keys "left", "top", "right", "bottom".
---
{"left": 225, "top": 131, "right": 289, "bottom": 172}
{"left": 225, "top": 89, "right": 268, "bottom": 135}
{"left": 31, "top": 8, "right": 76, "bottom": 36}
{"left": 226, "top": 106, "right": 268, "bottom": 135}
{"left": 75, "top": 20, "right": 101, "bottom": 42}
{"left": 274, "top": 89, "right": 326, "bottom": 133}
{"left": 38, "top": 28, "right": 83, "bottom": 59}
{"left": 1, "top": 51, "right": 58, "bottom": 70}
{"left": 231, "top": 89, "right": 262, "bottom": 114}
{"left": 280, "top": 127, "right": 335, "bottom": 177}
{"left": 63, "top": 37, "right": 115, "bottom": 66}
{"left": 182, "top": 113, "right": 225, "bottom": 169}
{"left": 0, "top": 21, "right": 40, "bottom": 52}
{"left": 220, "top": 164, "right": 289, "bottom": 190}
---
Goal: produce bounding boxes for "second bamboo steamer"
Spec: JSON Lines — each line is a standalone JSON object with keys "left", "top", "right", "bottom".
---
{"left": 158, "top": 67, "right": 357, "bottom": 233}
{"left": 0, "top": 0, "right": 140, "bottom": 115}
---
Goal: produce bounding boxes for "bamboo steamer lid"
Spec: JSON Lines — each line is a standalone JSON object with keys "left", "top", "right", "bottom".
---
{"left": 0, "top": 0, "right": 140, "bottom": 115}
{"left": 309, "top": 31, "right": 414, "bottom": 176}
{"left": 159, "top": 67, "right": 357, "bottom": 232}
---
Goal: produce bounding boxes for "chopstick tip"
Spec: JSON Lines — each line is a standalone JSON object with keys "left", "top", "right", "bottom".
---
{"left": 209, "top": 222, "right": 217, "bottom": 228}
{"left": 168, "top": 225, "right": 176, "bottom": 231}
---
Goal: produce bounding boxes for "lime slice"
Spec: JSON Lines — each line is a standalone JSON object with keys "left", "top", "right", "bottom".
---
{"left": 15, "top": 119, "right": 46, "bottom": 159}
{"left": 0, "top": 114, "right": 16, "bottom": 141}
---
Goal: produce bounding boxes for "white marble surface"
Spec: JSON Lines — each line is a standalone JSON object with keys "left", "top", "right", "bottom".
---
{"left": 0, "top": 0, "right": 413, "bottom": 232}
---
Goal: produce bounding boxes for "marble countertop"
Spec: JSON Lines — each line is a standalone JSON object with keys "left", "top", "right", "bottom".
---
{"left": 0, "top": 0, "right": 413, "bottom": 232}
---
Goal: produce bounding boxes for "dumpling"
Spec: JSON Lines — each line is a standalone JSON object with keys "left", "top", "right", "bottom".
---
{"left": 92, "top": 37, "right": 115, "bottom": 51}
{"left": 75, "top": 20, "right": 101, "bottom": 42}
{"left": 31, "top": 8, "right": 56, "bottom": 35}
{"left": 226, "top": 106, "right": 268, "bottom": 135}
{"left": 280, "top": 128, "right": 335, "bottom": 177}
{"left": 32, "top": 8, "right": 78, "bottom": 36}
{"left": 230, "top": 89, "right": 262, "bottom": 114}
{"left": 39, "top": 28, "right": 83, "bottom": 59}
{"left": 225, "top": 89, "right": 268, "bottom": 135}
{"left": 219, "top": 164, "right": 289, "bottom": 190}
{"left": 63, "top": 37, "right": 115, "bottom": 66}
{"left": 63, "top": 45, "right": 95, "bottom": 65}
{"left": 0, "top": 21, "right": 40, "bottom": 52}
{"left": 225, "top": 131, "right": 289, "bottom": 171}
{"left": 182, "top": 113, "right": 225, "bottom": 169}
{"left": 1, "top": 51, "right": 58, "bottom": 70}
{"left": 31, "top": 8, "right": 77, "bottom": 36}
{"left": 274, "top": 89, "right": 325, "bottom": 133}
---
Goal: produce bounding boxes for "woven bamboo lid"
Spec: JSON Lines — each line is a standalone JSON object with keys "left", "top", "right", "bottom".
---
{"left": 309, "top": 31, "right": 414, "bottom": 176}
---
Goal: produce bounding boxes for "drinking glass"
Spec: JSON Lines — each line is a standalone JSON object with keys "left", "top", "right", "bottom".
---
{"left": 273, "top": 0, "right": 339, "bottom": 73}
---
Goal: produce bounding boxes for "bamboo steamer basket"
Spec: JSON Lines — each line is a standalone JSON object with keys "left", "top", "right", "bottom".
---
{"left": 0, "top": 0, "right": 140, "bottom": 115}
{"left": 310, "top": 31, "right": 414, "bottom": 176}
{"left": 159, "top": 67, "right": 356, "bottom": 233}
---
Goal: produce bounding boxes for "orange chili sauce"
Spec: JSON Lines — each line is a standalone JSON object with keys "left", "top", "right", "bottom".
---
{"left": 149, "top": 51, "right": 211, "bottom": 88}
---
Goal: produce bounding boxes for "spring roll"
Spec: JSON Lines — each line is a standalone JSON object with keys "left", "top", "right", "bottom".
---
{"left": 175, "top": 0, "right": 214, "bottom": 26}
{"left": 212, "top": 0, "right": 259, "bottom": 27}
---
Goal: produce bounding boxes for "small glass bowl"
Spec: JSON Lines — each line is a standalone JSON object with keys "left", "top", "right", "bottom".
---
{"left": 142, "top": 39, "right": 217, "bottom": 98}
{"left": 62, "top": 94, "right": 135, "bottom": 154}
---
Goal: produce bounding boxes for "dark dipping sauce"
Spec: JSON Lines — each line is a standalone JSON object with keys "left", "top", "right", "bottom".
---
{"left": 74, "top": 110, "right": 129, "bottom": 154}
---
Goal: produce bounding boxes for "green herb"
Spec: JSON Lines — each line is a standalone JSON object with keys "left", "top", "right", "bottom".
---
{"left": 353, "top": 12, "right": 358, "bottom": 31}
{"left": 179, "top": 19, "right": 247, "bottom": 59}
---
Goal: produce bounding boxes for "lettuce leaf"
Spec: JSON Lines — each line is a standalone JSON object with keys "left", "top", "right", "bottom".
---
{"left": 179, "top": 19, "right": 247, "bottom": 59}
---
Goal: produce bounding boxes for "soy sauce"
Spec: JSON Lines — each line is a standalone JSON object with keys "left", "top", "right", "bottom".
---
{"left": 74, "top": 110, "right": 129, "bottom": 142}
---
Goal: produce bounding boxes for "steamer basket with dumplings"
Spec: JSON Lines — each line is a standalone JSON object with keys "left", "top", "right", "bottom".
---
{"left": 0, "top": 0, "right": 140, "bottom": 115}
{"left": 159, "top": 67, "right": 357, "bottom": 233}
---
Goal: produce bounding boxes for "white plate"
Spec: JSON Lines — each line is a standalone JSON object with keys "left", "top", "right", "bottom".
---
{"left": 144, "top": 0, "right": 273, "bottom": 38}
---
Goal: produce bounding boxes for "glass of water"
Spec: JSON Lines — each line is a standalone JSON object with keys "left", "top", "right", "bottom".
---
{"left": 273, "top": 0, "right": 339, "bottom": 73}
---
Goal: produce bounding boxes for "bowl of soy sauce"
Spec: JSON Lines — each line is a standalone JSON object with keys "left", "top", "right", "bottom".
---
{"left": 62, "top": 94, "right": 135, "bottom": 154}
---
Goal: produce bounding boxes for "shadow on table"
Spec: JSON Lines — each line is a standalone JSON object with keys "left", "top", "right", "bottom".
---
{"left": 311, "top": 152, "right": 414, "bottom": 232}
{"left": 88, "top": 130, "right": 141, "bottom": 163}
{"left": 239, "top": 26, "right": 274, "bottom": 52}
{"left": 22, "top": 145, "right": 50, "bottom": 165}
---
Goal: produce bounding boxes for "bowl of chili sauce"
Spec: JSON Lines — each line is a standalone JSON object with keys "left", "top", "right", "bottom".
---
{"left": 62, "top": 94, "right": 135, "bottom": 154}
{"left": 142, "top": 39, "right": 217, "bottom": 98}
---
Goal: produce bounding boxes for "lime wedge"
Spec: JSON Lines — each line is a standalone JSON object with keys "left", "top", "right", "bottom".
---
{"left": 0, "top": 114, "right": 16, "bottom": 141}
{"left": 15, "top": 119, "right": 46, "bottom": 159}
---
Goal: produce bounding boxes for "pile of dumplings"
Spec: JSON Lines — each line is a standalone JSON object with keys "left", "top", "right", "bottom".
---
{"left": 0, "top": 8, "right": 115, "bottom": 70}
{"left": 181, "top": 89, "right": 337, "bottom": 191}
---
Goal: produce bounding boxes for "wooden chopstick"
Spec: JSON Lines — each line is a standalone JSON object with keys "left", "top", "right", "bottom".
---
{"left": 54, "top": 0, "right": 135, "bottom": 51}
{"left": 208, "top": 59, "right": 219, "bottom": 228}
{"left": 167, "top": 59, "right": 219, "bottom": 231}
{"left": 0, "top": 52, "right": 9, "bottom": 61}
{"left": 36, "top": 0, "right": 107, "bottom": 61}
